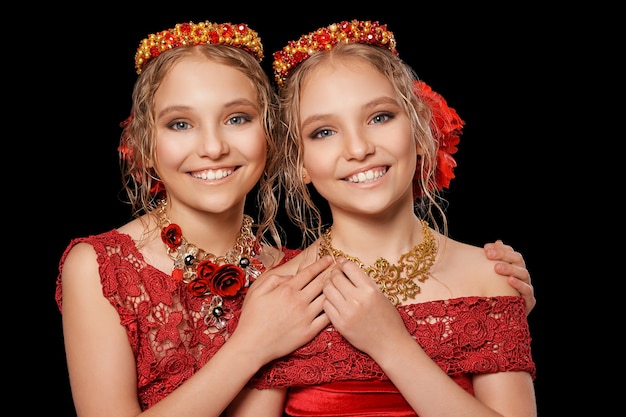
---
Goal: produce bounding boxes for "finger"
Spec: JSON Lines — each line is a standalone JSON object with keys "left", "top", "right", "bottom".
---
{"left": 485, "top": 243, "right": 526, "bottom": 268}
{"left": 508, "top": 276, "right": 536, "bottom": 313}
{"left": 304, "top": 287, "right": 328, "bottom": 317}
{"left": 246, "top": 272, "right": 290, "bottom": 294}
{"left": 292, "top": 255, "right": 334, "bottom": 293}
{"left": 494, "top": 263, "right": 531, "bottom": 285}
{"left": 322, "top": 284, "right": 341, "bottom": 318}
{"left": 507, "top": 275, "right": 532, "bottom": 296}
{"left": 321, "top": 264, "right": 354, "bottom": 304}
{"left": 483, "top": 239, "right": 506, "bottom": 255}
{"left": 310, "top": 309, "right": 331, "bottom": 333}
{"left": 323, "top": 259, "right": 371, "bottom": 307}
{"left": 334, "top": 258, "right": 368, "bottom": 286}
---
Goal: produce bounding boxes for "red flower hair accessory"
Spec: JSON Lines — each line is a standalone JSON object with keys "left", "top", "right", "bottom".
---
{"left": 117, "top": 115, "right": 165, "bottom": 196}
{"left": 272, "top": 20, "right": 396, "bottom": 86}
{"left": 413, "top": 80, "right": 464, "bottom": 199}
{"left": 135, "top": 21, "right": 264, "bottom": 74}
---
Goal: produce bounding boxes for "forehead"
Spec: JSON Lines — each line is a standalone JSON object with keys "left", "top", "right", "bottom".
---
{"left": 155, "top": 57, "right": 256, "bottom": 106}
{"left": 299, "top": 58, "right": 396, "bottom": 111}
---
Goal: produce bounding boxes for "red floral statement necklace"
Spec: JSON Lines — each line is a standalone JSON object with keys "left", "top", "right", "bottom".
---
{"left": 157, "top": 199, "right": 262, "bottom": 330}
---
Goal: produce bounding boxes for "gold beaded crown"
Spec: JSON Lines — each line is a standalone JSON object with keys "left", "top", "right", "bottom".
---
{"left": 135, "top": 21, "right": 264, "bottom": 74}
{"left": 272, "top": 20, "right": 397, "bottom": 86}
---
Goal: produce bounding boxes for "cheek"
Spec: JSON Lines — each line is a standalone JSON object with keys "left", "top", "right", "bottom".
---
{"left": 402, "top": 143, "right": 418, "bottom": 176}
{"left": 242, "top": 132, "right": 268, "bottom": 167}
{"left": 154, "top": 140, "right": 187, "bottom": 172}
{"left": 302, "top": 144, "right": 333, "bottom": 180}
{"left": 394, "top": 125, "right": 418, "bottom": 160}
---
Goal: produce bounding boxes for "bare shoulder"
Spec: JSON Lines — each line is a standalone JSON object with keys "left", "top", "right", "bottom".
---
{"left": 265, "top": 244, "right": 319, "bottom": 276}
{"left": 62, "top": 242, "right": 99, "bottom": 283}
{"left": 116, "top": 215, "right": 152, "bottom": 240}
{"left": 258, "top": 244, "right": 285, "bottom": 270}
{"left": 63, "top": 215, "right": 144, "bottom": 290}
{"left": 436, "top": 235, "right": 519, "bottom": 297}
{"left": 60, "top": 241, "right": 108, "bottom": 310}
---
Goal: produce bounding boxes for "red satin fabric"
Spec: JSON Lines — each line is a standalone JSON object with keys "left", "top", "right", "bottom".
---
{"left": 286, "top": 380, "right": 413, "bottom": 416}
{"left": 285, "top": 377, "right": 472, "bottom": 416}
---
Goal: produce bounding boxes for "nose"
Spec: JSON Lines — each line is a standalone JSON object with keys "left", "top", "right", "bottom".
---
{"left": 342, "top": 128, "right": 374, "bottom": 160}
{"left": 199, "top": 126, "right": 228, "bottom": 158}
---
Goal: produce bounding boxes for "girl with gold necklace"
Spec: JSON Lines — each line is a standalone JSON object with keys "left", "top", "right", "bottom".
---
{"left": 55, "top": 19, "right": 534, "bottom": 417}
{"left": 229, "top": 20, "right": 536, "bottom": 417}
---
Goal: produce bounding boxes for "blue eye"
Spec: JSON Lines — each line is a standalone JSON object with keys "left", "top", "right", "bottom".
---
{"left": 170, "top": 121, "right": 191, "bottom": 131}
{"left": 311, "top": 129, "right": 335, "bottom": 139}
{"left": 371, "top": 113, "right": 392, "bottom": 124}
{"left": 226, "top": 115, "right": 252, "bottom": 125}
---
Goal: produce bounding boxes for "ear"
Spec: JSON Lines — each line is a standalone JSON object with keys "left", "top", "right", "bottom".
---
{"left": 302, "top": 167, "right": 312, "bottom": 184}
{"left": 415, "top": 141, "right": 425, "bottom": 156}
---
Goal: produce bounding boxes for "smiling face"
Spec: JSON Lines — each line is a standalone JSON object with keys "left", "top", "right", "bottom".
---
{"left": 298, "top": 57, "right": 418, "bottom": 218}
{"left": 152, "top": 54, "right": 267, "bottom": 215}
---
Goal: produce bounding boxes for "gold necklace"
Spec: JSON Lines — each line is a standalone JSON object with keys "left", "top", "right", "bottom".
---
{"left": 318, "top": 220, "right": 437, "bottom": 306}
{"left": 157, "top": 199, "right": 262, "bottom": 330}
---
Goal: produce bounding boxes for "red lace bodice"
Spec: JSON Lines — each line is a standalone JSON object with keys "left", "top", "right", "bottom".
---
{"left": 249, "top": 296, "right": 536, "bottom": 416}
{"left": 55, "top": 229, "right": 299, "bottom": 410}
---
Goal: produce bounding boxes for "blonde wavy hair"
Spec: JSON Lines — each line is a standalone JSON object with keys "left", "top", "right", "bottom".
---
{"left": 275, "top": 42, "right": 447, "bottom": 247}
{"left": 119, "top": 44, "right": 283, "bottom": 248}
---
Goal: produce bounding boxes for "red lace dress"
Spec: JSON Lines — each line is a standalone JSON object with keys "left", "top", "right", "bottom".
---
{"left": 55, "top": 229, "right": 299, "bottom": 410}
{"left": 249, "top": 296, "right": 536, "bottom": 417}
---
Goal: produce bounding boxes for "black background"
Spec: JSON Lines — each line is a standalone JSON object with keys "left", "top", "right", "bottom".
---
{"left": 31, "top": 4, "right": 587, "bottom": 416}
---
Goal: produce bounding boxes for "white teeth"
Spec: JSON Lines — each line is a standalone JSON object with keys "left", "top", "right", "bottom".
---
{"left": 347, "top": 169, "right": 386, "bottom": 183}
{"left": 192, "top": 169, "right": 233, "bottom": 180}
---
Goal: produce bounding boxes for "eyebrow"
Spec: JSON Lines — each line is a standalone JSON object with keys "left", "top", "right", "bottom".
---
{"left": 156, "top": 98, "right": 258, "bottom": 119}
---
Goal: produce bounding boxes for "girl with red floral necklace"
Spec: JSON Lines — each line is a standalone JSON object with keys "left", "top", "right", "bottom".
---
{"left": 228, "top": 20, "right": 536, "bottom": 416}
{"left": 55, "top": 20, "right": 534, "bottom": 417}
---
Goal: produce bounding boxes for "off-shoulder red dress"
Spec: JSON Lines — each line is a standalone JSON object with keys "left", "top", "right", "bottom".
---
{"left": 249, "top": 296, "right": 536, "bottom": 417}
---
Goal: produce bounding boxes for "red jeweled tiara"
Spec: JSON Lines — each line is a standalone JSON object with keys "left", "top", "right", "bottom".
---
{"left": 135, "top": 21, "right": 263, "bottom": 74}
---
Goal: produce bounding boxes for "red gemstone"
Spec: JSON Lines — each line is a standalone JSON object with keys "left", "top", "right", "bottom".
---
{"left": 172, "top": 268, "right": 184, "bottom": 282}
{"left": 221, "top": 24, "right": 233, "bottom": 38}
{"left": 180, "top": 23, "right": 192, "bottom": 34}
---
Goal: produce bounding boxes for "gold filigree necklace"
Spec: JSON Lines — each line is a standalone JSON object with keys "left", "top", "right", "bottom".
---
{"left": 318, "top": 220, "right": 437, "bottom": 306}
{"left": 157, "top": 199, "right": 262, "bottom": 330}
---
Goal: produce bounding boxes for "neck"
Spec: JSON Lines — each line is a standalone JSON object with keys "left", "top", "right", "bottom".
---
{"left": 156, "top": 200, "right": 249, "bottom": 255}
{"left": 325, "top": 212, "right": 425, "bottom": 265}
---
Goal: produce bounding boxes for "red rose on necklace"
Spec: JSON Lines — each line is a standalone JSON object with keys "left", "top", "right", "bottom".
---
{"left": 188, "top": 261, "right": 219, "bottom": 296}
{"left": 210, "top": 264, "right": 246, "bottom": 297}
{"left": 191, "top": 260, "right": 247, "bottom": 297}
{"left": 197, "top": 260, "right": 218, "bottom": 279}
{"left": 188, "top": 277, "right": 211, "bottom": 297}
{"left": 161, "top": 223, "right": 183, "bottom": 250}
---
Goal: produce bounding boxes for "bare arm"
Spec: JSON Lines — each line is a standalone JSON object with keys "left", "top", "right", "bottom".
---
{"left": 227, "top": 387, "right": 286, "bottom": 417}
{"left": 321, "top": 259, "right": 536, "bottom": 417}
{"left": 61, "top": 243, "right": 332, "bottom": 417}
{"left": 227, "top": 254, "right": 536, "bottom": 417}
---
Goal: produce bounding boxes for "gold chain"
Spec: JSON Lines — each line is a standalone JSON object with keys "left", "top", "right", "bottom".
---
{"left": 318, "top": 220, "right": 437, "bottom": 306}
{"left": 157, "top": 199, "right": 259, "bottom": 285}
